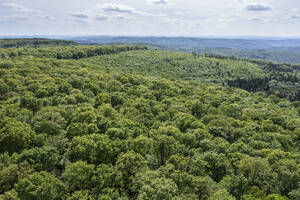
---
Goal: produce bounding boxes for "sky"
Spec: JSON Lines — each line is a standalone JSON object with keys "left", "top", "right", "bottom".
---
{"left": 1, "top": 0, "right": 300, "bottom": 37}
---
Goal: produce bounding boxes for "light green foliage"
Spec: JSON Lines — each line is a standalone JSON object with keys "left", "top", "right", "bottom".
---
{"left": 84, "top": 49, "right": 300, "bottom": 101}
{"left": 85, "top": 50, "right": 266, "bottom": 85}
{"left": 0, "top": 164, "right": 33, "bottom": 194}
{"left": 221, "top": 175, "right": 249, "bottom": 199}
{"left": 208, "top": 189, "right": 236, "bottom": 200}
{"left": 32, "top": 106, "right": 66, "bottom": 135}
{"left": 289, "top": 188, "right": 300, "bottom": 200}
{"left": 130, "top": 135, "right": 153, "bottom": 156}
{"left": 115, "top": 151, "right": 148, "bottom": 195}
{"left": 238, "top": 157, "right": 278, "bottom": 193}
{"left": 243, "top": 186, "right": 266, "bottom": 200}
{"left": 153, "top": 135, "right": 179, "bottom": 166}
{"left": 15, "top": 171, "right": 66, "bottom": 200}
{"left": 137, "top": 177, "right": 178, "bottom": 200}
{"left": 264, "top": 194, "right": 289, "bottom": 200}
{"left": 0, "top": 118, "right": 35, "bottom": 154}
{"left": 68, "top": 134, "right": 125, "bottom": 164}
{"left": 66, "top": 190, "right": 95, "bottom": 200}
{"left": 92, "top": 164, "right": 117, "bottom": 195}
{"left": 0, "top": 189, "right": 20, "bottom": 200}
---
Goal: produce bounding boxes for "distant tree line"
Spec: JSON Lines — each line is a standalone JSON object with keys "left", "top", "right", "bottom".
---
{"left": 80, "top": 49, "right": 300, "bottom": 101}
{"left": 0, "top": 38, "right": 77, "bottom": 48}
{"left": 0, "top": 45, "right": 147, "bottom": 60}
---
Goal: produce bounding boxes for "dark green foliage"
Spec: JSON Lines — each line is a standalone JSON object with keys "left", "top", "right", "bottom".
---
{"left": 0, "top": 44, "right": 147, "bottom": 60}
{"left": 0, "top": 38, "right": 77, "bottom": 48}
{"left": 115, "top": 151, "right": 147, "bottom": 196}
{"left": 0, "top": 163, "right": 33, "bottom": 194}
{"left": 136, "top": 177, "right": 178, "bottom": 200}
{"left": 68, "top": 134, "right": 126, "bottom": 165}
{"left": 62, "top": 161, "right": 95, "bottom": 192}
{"left": 17, "top": 145, "right": 60, "bottom": 172}
{"left": 15, "top": 171, "right": 66, "bottom": 200}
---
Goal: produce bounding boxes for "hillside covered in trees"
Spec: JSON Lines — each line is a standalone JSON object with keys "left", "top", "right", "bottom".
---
{"left": 0, "top": 42, "right": 300, "bottom": 200}
{"left": 0, "top": 38, "right": 77, "bottom": 48}
{"left": 83, "top": 50, "right": 300, "bottom": 101}
{"left": 188, "top": 48, "right": 300, "bottom": 64}
{"left": 66, "top": 36, "right": 300, "bottom": 64}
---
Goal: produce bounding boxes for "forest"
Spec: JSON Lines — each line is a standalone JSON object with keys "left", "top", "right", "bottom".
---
{"left": 0, "top": 40, "right": 300, "bottom": 200}
{"left": 172, "top": 48, "right": 300, "bottom": 65}
{"left": 83, "top": 50, "right": 300, "bottom": 101}
{"left": 65, "top": 36, "right": 300, "bottom": 64}
{"left": 0, "top": 39, "right": 78, "bottom": 48}
{"left": 67, "top": 36, "right": 300, "bottom": 50}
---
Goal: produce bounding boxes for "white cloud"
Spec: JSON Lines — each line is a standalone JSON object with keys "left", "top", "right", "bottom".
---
{"left": 67, "top": 10, "right": 109, "bottom": 23}
{"left": 95, "top": 14, "right": 108, "bottom": 21}
{"left": 68, "top": 11, "right": 89, "bottom": 19}
{"left": 147, "top": 0, "right": 170, "bottom": 5}
{"left": 0, "top": 3, "right": 37, "bottom": 13}
{"left": 97, "top": 3, "right": 139, "bottom": 14}
{"left": 251, "top": 17, "right": 261, "bottom": 21}
{"left": 246, "top": 3, "right": 272, "bottom": 11}
{"left": 112, "top": 14, "right": 132, "bottom": 20}
{"left": 43, "top": 15, "right": 57, "bottom": 22}
{"left": 0, "top": 15, "right": 30, "bottom": 23}
{"left": 96, "top": 3, "right": 166, "bottom": 17}
{"left": 160, "top": 17, "right": 201, "bottom": 29}
{"left": 0, "top": 3, "right": 56, "bottom": 23}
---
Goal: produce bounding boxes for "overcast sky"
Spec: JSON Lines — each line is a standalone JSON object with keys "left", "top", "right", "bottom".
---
{"left": 1, "top": 0, "right": 300, "bottom": 37}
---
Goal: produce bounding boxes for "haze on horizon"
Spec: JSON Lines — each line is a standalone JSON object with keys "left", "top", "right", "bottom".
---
{"left": 1, "top": 0, "right": 300, "bottom": 37}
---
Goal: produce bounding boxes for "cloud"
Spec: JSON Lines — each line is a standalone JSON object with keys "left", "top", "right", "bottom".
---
{"left": 251, "top": 17, "right": 260, "bottom": 21}
{"left": 246, "top": 3, "right": 272, "bottom": 11}
{"left": 0, "top": 3, "right": 56, "bottom": 23}
{"left": 96, "top": 3, "right": 164, "bottom": 17}
{"left": 147, "top": 0, "right": 170, "bottom": 5}
{"left": 67, "top": 11, "right": 109, "bottom": 23}
{"left": 0, "top": 3, "right": 37, "bottom": 13}
{"left": 160, "top": 17, "right": 201, "bottom": 29}
{"left": 97, "top": 3, "right": 139, "bottom": 14}
{"left": 112, "top": 14, "right": 131, "bottom": 20}
{"left": 0, "top": 15, "right": 30, "bottom": 23}
{"left": 63, "top": 17, "right": 89, "bottom": 25}
{"left": 95, "top": 14, "right": 108, "bottom": 21}
{"left": 291, "top": 15, "right": 300, "bottom": 19}
{"left": 43, "top": 15, "right": 57, "bottom": 22}
{"left": 68, "top": 11, "right": 89, "bottom": 19}
{"left": 68, "top": 10, "right": 109, "bottom": 22}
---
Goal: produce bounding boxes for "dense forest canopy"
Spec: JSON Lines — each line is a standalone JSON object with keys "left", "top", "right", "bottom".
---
{"left": 67, "top": 36, "right": 300, "bottom": 50}
{"left": 172, "top": 48, "right": 300, "bottom": 65}
{"left": 1, "top": 44, "right": 299, "bottom": 101}
{"left": 4, "top": 37, "right": 300, "bottom": 64}
{"left": 0, "top": 38, "right": 78, "bottom": 48}
{"left": 65, "top": 36, "right": 300, "bottom": 64}
{"left": 0, "top": 41, "right": 300, "bottom": 200}
{"left": 83, "top": 50, "right": 300, "bottom": 101}
{"left": 0, "top": 45, "right": 147, "bottom": 60}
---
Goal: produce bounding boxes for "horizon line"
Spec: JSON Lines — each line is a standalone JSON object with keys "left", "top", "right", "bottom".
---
{"left": 1, "top": 34, "right": 300, "bottom": 40}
